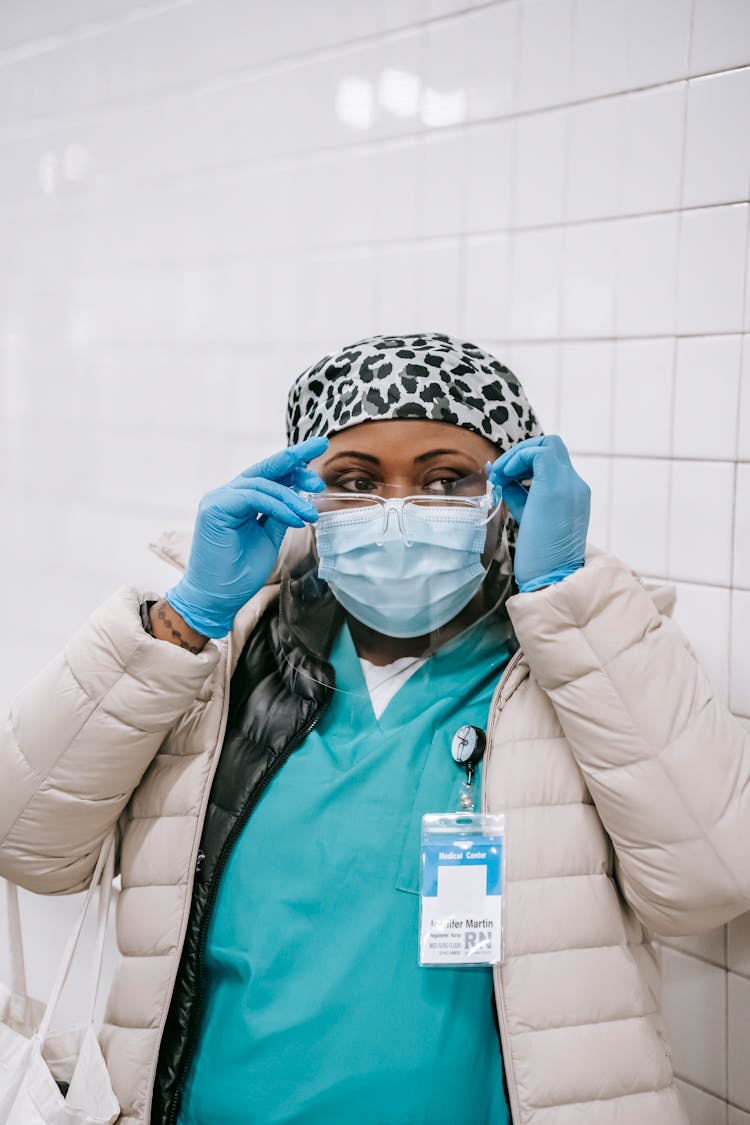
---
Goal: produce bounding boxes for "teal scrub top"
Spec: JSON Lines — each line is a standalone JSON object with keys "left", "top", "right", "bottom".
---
{"left": 179, "top": 615, "right": 512, "bottom": 1125}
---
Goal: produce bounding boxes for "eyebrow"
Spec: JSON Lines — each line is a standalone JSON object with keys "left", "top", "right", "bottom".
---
{"left": 413, "top": 448, "right": 469, "bottom": 464}
{"left": 325, "top": 451, "right": 380, "bottom": 466}
{"left": 325, "top": 448, "right": 470, "bottom": 467}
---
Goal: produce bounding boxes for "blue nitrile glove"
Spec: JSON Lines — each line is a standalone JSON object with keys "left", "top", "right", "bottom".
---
{"left": 165, "top": 436, "right": 328, "bottom": 637}
{"left": 489, "top": 434, "right": 591, "bottom": 593}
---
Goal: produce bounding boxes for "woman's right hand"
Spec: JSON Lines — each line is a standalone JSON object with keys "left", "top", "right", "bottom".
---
{"left": 165, "top": 436, "right": 328, "bottom": 638}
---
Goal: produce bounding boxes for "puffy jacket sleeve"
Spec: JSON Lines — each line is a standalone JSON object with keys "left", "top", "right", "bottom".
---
{"left": 0, "top": 585, "right": 220, "bottom": 895}
{"left": 506, "top": 552, "right": 750, "bottom": 938}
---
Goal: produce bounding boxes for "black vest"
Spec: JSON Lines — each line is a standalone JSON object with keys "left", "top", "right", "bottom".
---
{"left": 148, "top": 567, "right": 341, "bottom": 1125}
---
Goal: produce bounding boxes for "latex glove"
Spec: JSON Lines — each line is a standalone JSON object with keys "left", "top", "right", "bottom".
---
{"left": 489, "top": 434, "right": 591, "bottom": 593}
{"left": 166, "top": 436, "right": 328, "bottom": 637}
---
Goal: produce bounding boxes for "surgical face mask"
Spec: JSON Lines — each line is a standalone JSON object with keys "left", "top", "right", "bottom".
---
{"left": 312, "top": 490, "right": 500, "bottom": 638}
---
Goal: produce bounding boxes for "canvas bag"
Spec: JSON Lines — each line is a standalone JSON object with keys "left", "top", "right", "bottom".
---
{"left": 0, "top": 832, "right": 119, "bottom": 1124}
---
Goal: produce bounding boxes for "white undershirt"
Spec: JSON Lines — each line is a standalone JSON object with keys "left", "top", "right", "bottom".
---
{"left": 358, "top": 655, "right": 427, "bottom": 719}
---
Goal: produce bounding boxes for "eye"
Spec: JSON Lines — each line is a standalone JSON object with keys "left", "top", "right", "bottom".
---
{"left": 337, "top": 475, "right": 379, "bottom": 493}
{"left": 422, "top": 475, "right": 461, "bottom": 495}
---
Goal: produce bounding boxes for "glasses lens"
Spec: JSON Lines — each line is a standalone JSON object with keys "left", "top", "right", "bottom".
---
{"left": 308, "top": 492, "right": 385, "bottom": 515}
{"left": 433, "top": 470, "right": 489, "bottom": 500}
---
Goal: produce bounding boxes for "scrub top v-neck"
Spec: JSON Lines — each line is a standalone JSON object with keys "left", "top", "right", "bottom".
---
{"left": 178, "top": 615, "right": 513, "bottom": 1125}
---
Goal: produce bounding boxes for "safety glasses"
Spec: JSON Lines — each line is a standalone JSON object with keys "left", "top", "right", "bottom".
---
{"left": 299, "top": 480, "right": 502, "bottom": 547}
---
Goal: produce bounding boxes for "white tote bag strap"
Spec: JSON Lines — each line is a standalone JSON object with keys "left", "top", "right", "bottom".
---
{"left": 36, "top": 831, "right": 116, "bottom": 1043}
{"left": 4, "top": 877, "right": 29, "bottom": 1030}
{"left": 89, "top": 831, "right": 115, "bottom": 1019}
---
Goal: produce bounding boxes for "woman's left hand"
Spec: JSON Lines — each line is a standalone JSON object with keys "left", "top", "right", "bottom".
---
{"left": 489, "top": 435, "right": 591, "bottom": 593}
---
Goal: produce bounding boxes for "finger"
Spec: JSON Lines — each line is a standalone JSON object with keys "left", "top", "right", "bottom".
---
{"left": 291, "top": 435, "right": 329, "bottom": 461}
{"left": 210, "top": 487, "right": 308, "bottom": 528}
{"left": 243, "top": 491, "right": 309, "bottom": 528}
{"left": 489, "top": 436, "right": 546, "bottom": 480}
{"left": 490, "top": 441, "right": 548, "bottom": 484}
{"left": 226, "top": 477, "right": 319, "bottom": 521}
{"left": 501, "top": 481, "right": 528, "bottom": 524}
{"left": 292, "top": 465, "right": 326, "bottom": 492}
{"left": 238, "top": 437, "right": 329, "bottom": 484}
{"left": 262, "top": 516, "right": 291, "bottom": 553}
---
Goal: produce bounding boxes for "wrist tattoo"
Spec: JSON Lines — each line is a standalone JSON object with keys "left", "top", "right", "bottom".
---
{"left": 156, "top": 601, "right": 205, "bottom": 654}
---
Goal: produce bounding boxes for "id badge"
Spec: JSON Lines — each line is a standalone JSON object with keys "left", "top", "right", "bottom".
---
{"left": 419, "top": 812, "right": 505, "bottom": 967}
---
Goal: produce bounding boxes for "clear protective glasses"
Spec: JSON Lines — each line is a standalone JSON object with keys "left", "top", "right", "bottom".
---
{"left": 299, "top": 468, "right": 502, "bottom": 547}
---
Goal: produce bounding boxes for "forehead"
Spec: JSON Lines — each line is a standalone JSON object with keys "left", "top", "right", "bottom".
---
{"left": 321, "top": 419, "right": 498, "bottom": 463}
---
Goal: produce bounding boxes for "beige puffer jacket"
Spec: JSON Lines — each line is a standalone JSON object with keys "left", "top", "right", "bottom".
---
{"left": 1, "top": 538, "right": 748, "bottom": 1125}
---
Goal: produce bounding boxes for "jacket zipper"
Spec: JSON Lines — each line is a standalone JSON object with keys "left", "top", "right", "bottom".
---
{"left": 164, "top": 705, "right": 327, "bottom": 1125}
{"left": 482, "top": 645, "right": 526, "bottom": 1125}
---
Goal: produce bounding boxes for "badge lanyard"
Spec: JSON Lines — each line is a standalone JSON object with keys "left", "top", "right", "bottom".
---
{"left": 418, "top": 726, "right": 506, "bottom": 968}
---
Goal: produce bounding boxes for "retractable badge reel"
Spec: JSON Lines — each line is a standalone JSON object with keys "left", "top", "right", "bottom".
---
{"left": 419, "top": 726, "right": 506, "bottom": 968}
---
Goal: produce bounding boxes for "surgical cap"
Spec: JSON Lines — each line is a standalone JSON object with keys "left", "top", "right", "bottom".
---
{"left": 286, "top": 332, "right": 542, "bottom": 451}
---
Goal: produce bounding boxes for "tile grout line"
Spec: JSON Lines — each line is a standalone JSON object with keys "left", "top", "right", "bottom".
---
{"left": 0, "top": 28, "right": 748, "bottom": 147}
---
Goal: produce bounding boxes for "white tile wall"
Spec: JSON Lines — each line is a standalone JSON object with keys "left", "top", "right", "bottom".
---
{"left": 617, "top": 212, "right": 680, "bottom": 336}
{"left": 669, "top": 583, "right": 731, "bottom": 702}
{"left": 610, "top": 457, "right": 671, "bottom": 575}
{"left": 561, "top": 220, "right": 619, "bottom": 338}
{"left": 0, "top": 3, "right": 748, "bottom": 1121}
{"left": 414, "top": 238, "right": 463, "bottom": 332}
{"left": 673, "top": 335, "right": 742, "bottom": 460}
{"left": 735, "top": 465, "right": 750, "bottom": 590}
{"left": 665, "top": 924, "right": 727, "bottom": 969}
{"left": 463, "top": 233, "right": 512, "bottom": 339}
{"left": 613, "top": 337, "right": 674, "bottom": 456}
{"left": 739, "top": 340, "right": 750, "bottom": 459}
{"left": 621, "top": 84, "right": 686, "bottom": 215}
{"left": 573, "top": 453, "right": 611, "bottom": 549}
{"left": 662, "top": 945, "right": 727, "bottom": 1097}
{"left": 516, "top": 0, "right": 572, "bottom": 112}
{"left": 677, "top": 205, "right": 749, "bottom": 336}
{"left": 559, "top": 340, "right": 615, "bottom": 454}
{"left": 731, "top": 591, "right": 750, "bottom": 716}
{"left": 668, "top": 460, "right": 735, "bottom": 585}
{"left": 729, "top": 972, "right": 750, "bottom": 1111}
{"left": 513, "top": 108, "right": 567, "bottom": 227}
{"left": 682, "top": 69, "right": 750, "bottom": 207}
{"left": 566, "top": 97, "right": 623, "bottom": 222}
{"left": 464, "top": 1, "right": 520, "bottom": 121}
{"left": 626, "top": 0, "right": 692, "bottom": 87}
{"left": 690, "top": 0, "right": 750, "bottom": 74}
{"left": 510, "top": 226, "right": 564, "bottom": 339}
{"left": 729, "top": 913, "right": 750, "bottom": 978}
{"left": 675, "top": 1079, "right": 729, "bottom": 1125}
{"left": 569, "top": 0, "right": 629, "bottom": 100}
{"left": 503, "top": 341, "right": 560, "bottom": 431}
{"left": 464, "top": 120, "right": 513, "bottom": 232}
{"left": 417, "top": 128, "right": 465, "bottom": 236}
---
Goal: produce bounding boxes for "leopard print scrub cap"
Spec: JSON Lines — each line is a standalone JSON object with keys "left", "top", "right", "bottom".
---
{"left": 285, "top": 332, "right": 542, "bottom": 451}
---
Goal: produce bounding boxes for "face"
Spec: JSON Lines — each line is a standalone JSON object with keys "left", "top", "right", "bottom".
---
{"left": 308, "top": 419, "right": 504, "bottom": 563}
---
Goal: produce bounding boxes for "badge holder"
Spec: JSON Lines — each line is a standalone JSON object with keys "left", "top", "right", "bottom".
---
{"left": 419, "top": 726, "right": 505, "bottom": 968}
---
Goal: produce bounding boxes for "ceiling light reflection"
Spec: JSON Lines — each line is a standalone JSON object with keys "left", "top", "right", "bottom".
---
{"left": 336, "top": 77, "right": 374, "bottom": 130}
{"left": 421, "top": 87, "right": 467, "bottom": 128}
{"left": 377, "top": 68, "right": 421, "bottom": 117}
{"left": 37, "top": 152, "right": 58, "bottom": 196}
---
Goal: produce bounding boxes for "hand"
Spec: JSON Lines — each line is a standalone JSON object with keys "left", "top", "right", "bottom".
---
{"left": 165, "top": 436, "right": 328, "bottom": 638}
{"left": 489, "top": 435, "right": 590, "bottom": 593}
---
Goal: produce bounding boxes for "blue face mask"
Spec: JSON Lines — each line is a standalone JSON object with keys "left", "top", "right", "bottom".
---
{"left": 315, "top": 501, "right": 492, "bottom": 639}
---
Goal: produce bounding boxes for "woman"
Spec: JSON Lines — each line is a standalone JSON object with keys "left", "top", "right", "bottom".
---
{"left": 1, "top": 332, "right": 748, "bottom": 1125}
